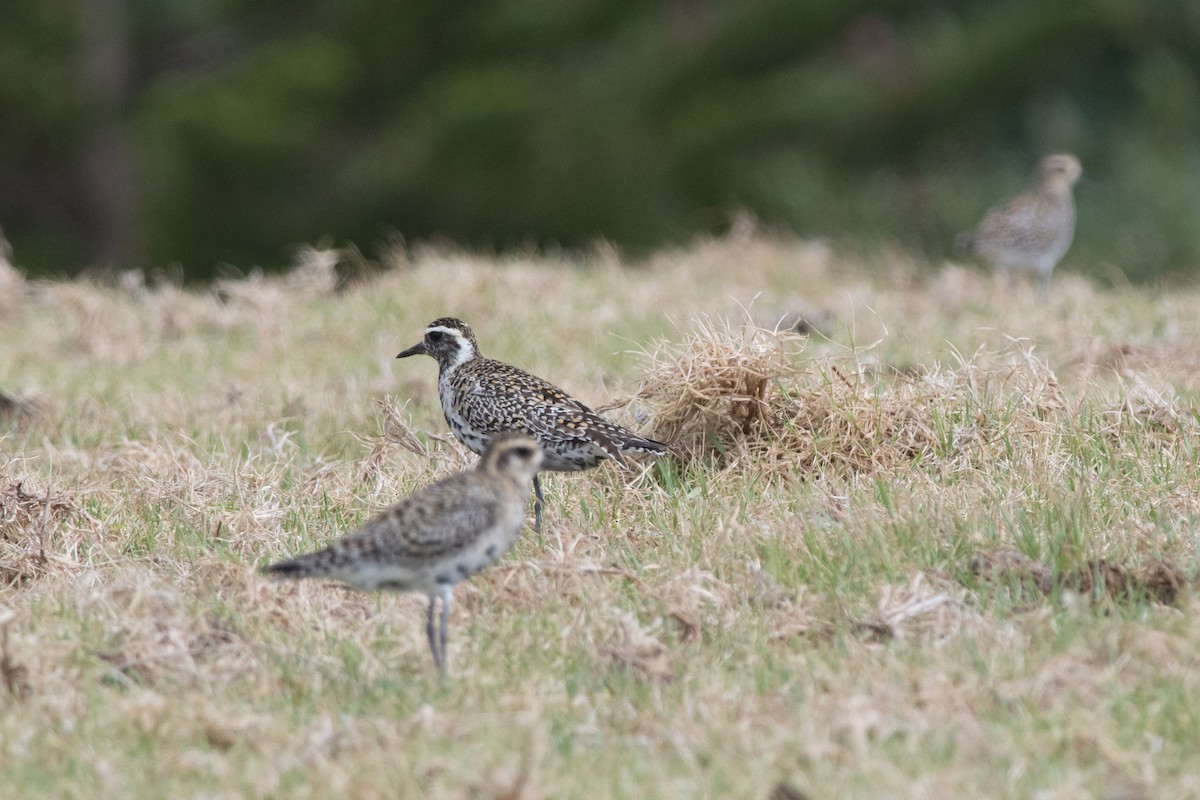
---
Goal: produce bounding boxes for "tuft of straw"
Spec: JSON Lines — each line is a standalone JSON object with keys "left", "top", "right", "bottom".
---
{"left": 620, "top": 315, "right": 1194, "bottom": 483}
{"left": 619, "top": 314, "right": 809, "bottom": 472}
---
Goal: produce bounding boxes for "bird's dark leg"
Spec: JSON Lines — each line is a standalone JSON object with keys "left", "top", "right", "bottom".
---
{"left": 438, "top": 585, "right": 453, "bottom": 673}
{"left": 532, "top": 473, "right": 545, "bottom": 534}
{"left": 426, "top": 593, "right": 442, "bottom": 671}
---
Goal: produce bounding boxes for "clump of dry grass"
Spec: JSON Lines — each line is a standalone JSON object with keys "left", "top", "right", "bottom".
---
{"left": 615, "top": 314, "right": 808, "bottom": 462}
{"left": 0, "top": 480, "right": 75, "bottom": 540}
{"left": 0, "top": 468, "right": 84, "bottom": 589}
{"left": 622, "top": 314, "right": 1089, "bottom": 481}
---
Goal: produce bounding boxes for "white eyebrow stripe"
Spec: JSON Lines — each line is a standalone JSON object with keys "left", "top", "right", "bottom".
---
{"left": 426, "top": 326, "right": 460, "bottom": 337}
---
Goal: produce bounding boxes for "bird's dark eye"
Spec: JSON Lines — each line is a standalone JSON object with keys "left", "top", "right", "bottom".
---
{"left": 428, "top": 331, "right": 444, "bottom": 342}
{"left": 514, "top": 446, "right": 534, "bottom": 459}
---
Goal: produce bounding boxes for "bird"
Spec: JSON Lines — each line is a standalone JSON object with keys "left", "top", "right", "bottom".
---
{"left": 396, "top": 317, "right": 668, "bottom": 533}
{"left": 262, "top": 433, "right": 543, "bottom": 672}
{"left": 956, "top": 153, "right": 1082, "bottom": 296}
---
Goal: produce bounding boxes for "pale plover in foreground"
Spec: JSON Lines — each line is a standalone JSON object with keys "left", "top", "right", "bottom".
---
{"left": 956, "top": 153, "right": 1082, "bottom": 295}
{"left": 396, "top": 317, "right": 668, "bottom": 533}
{"left": 263, "top": 433, "right": 543, "bottom": 672}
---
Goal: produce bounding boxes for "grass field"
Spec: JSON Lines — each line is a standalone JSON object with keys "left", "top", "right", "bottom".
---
{"left": 1, "top": 230, "right": 1198, "bottom": 798}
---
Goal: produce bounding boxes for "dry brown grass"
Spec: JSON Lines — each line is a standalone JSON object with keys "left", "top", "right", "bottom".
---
{"left": 1, "top": 228, "right": 1199, "bottom": 798}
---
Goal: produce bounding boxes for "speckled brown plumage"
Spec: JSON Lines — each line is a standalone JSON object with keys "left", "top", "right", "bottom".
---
{"left": 263, "top": 433, "right": 543, "bottom": 671}
{"left": 396, "top": 317, "right": 668, "bottom": 531}
{"left": 957, "top": 153, "right": 1082, "bottom": 294}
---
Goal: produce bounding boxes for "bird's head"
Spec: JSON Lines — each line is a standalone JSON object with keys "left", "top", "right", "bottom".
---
{"left": 396, "top": 317, "right": 480, "bottom": 371}
{"left": 1038, "top": 153, "right": 1083, "bottom": 192}
{"left": 482, "top": 433, "right": 544, "bottom": 485}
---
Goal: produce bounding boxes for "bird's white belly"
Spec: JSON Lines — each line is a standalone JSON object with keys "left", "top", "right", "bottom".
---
{"left": 331, "top": 562, "right": 425, "bottom": 592}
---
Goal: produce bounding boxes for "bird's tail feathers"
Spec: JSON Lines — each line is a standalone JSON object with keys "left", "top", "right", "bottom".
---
{"left": 262, "top": 550, "right": 337, "bottom": 579}
{"left": 623, "top": 434, "right": 669, "bottom": 454}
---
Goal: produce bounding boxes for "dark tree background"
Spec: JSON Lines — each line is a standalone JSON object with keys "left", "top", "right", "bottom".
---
{"left": 1, "top": 0, "right": 1198, "bottom": 281}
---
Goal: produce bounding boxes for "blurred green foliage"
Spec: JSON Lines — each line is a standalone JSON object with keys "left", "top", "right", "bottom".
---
{"left": 2, "top": 0, "right": 1199, "bottom": 280}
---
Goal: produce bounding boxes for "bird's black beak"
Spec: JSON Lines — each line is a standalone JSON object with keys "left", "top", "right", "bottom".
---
{"left": 396, "top": 341, "right": 427, "bottom": 359}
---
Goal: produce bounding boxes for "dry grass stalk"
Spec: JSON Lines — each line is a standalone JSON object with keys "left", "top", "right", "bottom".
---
{"left": 357, "top": 397, "right": 439, "bottom": 486}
